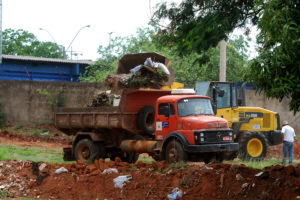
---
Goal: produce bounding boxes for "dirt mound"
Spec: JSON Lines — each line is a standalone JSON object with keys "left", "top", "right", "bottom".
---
{"left": 0, "top": 127, "right": 69, "bottom": 147}
{"left": 267, "top": 141, "right": 300, "bottom": 159}
{"left": 1, "top": 159, "right": 299, "bottom": 200}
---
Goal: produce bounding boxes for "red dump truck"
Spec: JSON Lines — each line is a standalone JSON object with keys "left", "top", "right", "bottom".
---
{"left": 55, "top": 88, "right": 239, "bottom": 163}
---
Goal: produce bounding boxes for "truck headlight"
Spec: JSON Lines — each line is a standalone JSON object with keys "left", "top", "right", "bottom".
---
{"left": 200, "top": 133, "right": 204, "bottom": 137}
{"left": 200, "top": 138, "right": 204, "bottom": 142}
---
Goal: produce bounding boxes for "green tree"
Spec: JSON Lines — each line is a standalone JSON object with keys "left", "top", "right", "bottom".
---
{"left": 249, "top": 0, "right": 300, "bottom": 114}
{"left": 81, "top": 23, "right": 249, "bottom": 86}
{"left": 153, "top": 0, "right": 300, "bottom": 113}
{"left": 2, "top": 28, "right": 64, "bottom": 58}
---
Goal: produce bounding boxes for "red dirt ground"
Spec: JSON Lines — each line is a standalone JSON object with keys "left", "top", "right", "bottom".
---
{"left": 1, "top": 129, "right": 300, "bottom": 199}
{"left": 0, "top": 159, "right": 299, "bottom": 200}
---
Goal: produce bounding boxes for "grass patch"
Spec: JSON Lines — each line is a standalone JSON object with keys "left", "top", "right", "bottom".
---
{"left": 225, "top": 158, "right": 282, "bottom": 170}
{"left": 0, "top": 190, "right": 8, "bottom": 198}
{"left": 0, "top": 143, "right": 70, "bottom": 164}
{"left": 137, "top": 156, "right": 155, "bottom": 164}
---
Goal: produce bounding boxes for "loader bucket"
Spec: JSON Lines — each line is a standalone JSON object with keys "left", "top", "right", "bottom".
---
{"left": 117, "top": 52, "right": 175, "bottom": 86}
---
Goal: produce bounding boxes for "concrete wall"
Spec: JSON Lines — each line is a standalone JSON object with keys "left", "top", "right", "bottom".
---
{"left": 246, "top": 90, "right": 300, "bottom": 133}
{"left": 0, "top": 80, "right": 102, "bottom": 124}
{"left": 0, "top": 80, "right": 299, "bottom": 133}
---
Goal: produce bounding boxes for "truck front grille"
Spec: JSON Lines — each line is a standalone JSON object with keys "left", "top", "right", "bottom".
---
{"left": 194, "top": 130, "right": 233, "bottom": 144}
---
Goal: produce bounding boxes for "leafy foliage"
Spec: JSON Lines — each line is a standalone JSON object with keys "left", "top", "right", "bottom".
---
{"left": 81, "top": 23, "right": 249, "bottom": 86}
{"left": 2, "top": 28, "right": 64, "bottom": 58}
{"left": 153, "top": 0, "right": 258, "bottom": 56}
{"left": 153, "top": 0, "right": 300, "bottom": 113}
{"left": 36, "top": 88, "right": 66, "bottom": 110}
{"left": 248, "top": 0, "right": 300, "bottom": 114}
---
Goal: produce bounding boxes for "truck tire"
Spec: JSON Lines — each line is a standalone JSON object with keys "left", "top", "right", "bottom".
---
{"left": 74, "top": 139, "right": 103, "bottom": 163}
{"left": 239, "top": 132, "right": 268, "bottom": 160}
{"left": 165, "top": 140, "right": 187, "bottom": 163}
{"left": 137, "top": 106, "right": 155, "bottom": 135}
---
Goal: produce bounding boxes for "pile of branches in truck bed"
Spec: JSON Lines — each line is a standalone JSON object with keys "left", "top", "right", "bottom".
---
{"left": 87, "top": 91, "right": 120, "bottom": 107}
{"left": 105, "top": 58, "right": 170, "bottom": 90}
{"left": 88, "top": 57, "right": 170, "bottom": 107}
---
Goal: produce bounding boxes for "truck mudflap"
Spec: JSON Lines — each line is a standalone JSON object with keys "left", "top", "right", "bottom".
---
{"left": 63, "top": 146, "right": 75, "bottom": 161}
{"left": 183, "top": 143, "right": 239, "bottom": 153}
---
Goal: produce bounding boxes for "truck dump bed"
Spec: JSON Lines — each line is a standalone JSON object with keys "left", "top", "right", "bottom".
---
{"left": 54, "top": 89, "right": 171, "bottom": 135}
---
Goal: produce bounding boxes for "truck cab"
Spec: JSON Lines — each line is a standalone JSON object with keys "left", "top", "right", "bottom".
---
{"left": 152, "top": 91, "right": 239, "bottom": 163}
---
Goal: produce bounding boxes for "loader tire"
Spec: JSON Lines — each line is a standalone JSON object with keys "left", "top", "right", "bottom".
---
{"left": 239, "top": 132, "right": 267, "bottom": 161}
{"left": 137, "top": 106, "right": 155, "bottom": 135}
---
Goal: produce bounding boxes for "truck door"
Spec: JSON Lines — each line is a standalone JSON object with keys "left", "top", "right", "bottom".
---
{"left": 155, "top": 103, "right": 176, "bottom": 140}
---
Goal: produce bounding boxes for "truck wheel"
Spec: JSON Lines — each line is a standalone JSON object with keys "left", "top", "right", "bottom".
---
{"left": 165, "top": 140, "right": 187, "bottom": 163}
{"left": 239, "top": 132, "right": 267, "bottom": 160}
{"left": 74, "top": 139, "right": 102, "bottom": 163}
{"left": 137, "top": 106, "right": 155, "bottom": 135}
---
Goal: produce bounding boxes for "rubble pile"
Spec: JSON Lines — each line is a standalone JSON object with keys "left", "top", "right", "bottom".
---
{"left": 89, "top": 57, "right": 172, "bottom": 107}
{"left": 105, "top": 57, "right": 170, "bottom": 90}
{"left": 1, "top": 159, "right": 300, "bottom": 200}
{"left": 87, "top": 90, "right": 121, "bottom": 107}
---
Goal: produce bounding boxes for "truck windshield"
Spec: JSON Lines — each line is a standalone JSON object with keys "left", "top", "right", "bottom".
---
{"left": 178, "top": 98, "right": 214, "bottom": 117}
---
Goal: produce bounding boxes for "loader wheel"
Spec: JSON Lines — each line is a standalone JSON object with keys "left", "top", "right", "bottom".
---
{"left": 239, "top": 132, "right": 267, "bottom": 160}
{"left": 165, "top": 140, "right": 187, "bottom": 163}
{"left": 75, "top": 139, "right": 103, "bottom": 164}
{"left": 137, "top": 106, "right": 155, "bottom": 135}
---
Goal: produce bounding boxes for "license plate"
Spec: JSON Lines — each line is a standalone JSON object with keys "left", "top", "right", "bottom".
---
{"left": 223, "top": 136, "right": 230, "bottom": 141}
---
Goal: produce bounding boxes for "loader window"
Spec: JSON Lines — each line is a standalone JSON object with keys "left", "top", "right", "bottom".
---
{"left": 216, "top": 83, "right": 231, "bottom": 109}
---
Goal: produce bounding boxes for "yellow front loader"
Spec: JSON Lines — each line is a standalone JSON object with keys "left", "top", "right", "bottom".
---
{"left": 196, "top": 82, "right": 282, "bottom": 160}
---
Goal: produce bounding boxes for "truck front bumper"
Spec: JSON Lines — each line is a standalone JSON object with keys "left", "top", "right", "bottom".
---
{"left": 184, "top": 143, "right": 239, "bottom": 153}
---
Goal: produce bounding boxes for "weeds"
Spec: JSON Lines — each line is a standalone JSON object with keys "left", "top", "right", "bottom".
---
{"left": 0, "top": 190, "right": 8, "bottom": 198}
{"left": 167, "top": 161, "right": 188, "bottom": 170}
{"left": 37, "top": 88, "right": 66, "bottom": 110}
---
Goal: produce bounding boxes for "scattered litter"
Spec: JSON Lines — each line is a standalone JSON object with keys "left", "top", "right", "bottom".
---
{"left": 55, "top": 167, "right": 68, "bottom": 174}
{"left": 113, "top": 175, "right": 132, "bottom": 189}
{"left": 204, "top": 166, "right": 213, "bottom": 170}
{"left": 40, "top": 131, "right": 49, "bottom": 136}
{"left": 236, "top": 173, "right": 244, "bottom": 181}
{"left": 255, "top": 172, "right": 264, "bottom": 177}
{"left": 39, "top": 163, "right": 47, "bottom": 171}
{"left": 102, "top": 168, "right": 118, "bottom": 174}
{"left": 167, "top": 187, "right": 183, "bottom": 200}
{"left": 241, "top": 183, "right": 249, "bottom": 189}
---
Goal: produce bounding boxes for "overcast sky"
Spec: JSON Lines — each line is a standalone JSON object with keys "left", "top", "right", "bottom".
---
{"left": 3, "top": 0, "right": 166, "bottom": 60}
{"left": 2, "top": 0, "right": 257, "bottom": 61}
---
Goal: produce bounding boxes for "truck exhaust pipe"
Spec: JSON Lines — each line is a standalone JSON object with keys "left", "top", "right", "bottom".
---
{"left": 120, "top": 140, "right": 157, "bottom": 153}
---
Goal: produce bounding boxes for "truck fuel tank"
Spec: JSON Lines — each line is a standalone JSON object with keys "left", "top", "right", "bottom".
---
{"left": 120, "top": 140, "right": 157, "bottom": 153}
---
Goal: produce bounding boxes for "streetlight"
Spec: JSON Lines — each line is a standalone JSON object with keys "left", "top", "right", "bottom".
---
{"left": 65, "top": 25, "right": 91, "bottom": 58}
{"left": 38, "top": 27, "right": 57, "bottom": 44}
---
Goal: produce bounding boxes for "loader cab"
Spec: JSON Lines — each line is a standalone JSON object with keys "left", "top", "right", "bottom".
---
{"left": 195, "top": 82, "right": 241, "bottom": 110}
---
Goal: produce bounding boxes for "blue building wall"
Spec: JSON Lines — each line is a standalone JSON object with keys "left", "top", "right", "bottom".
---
{"left": 0, "top": 55, "right": 90, "bottom": 81}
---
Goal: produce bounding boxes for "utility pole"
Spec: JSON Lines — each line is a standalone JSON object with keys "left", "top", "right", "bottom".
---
{"left": 219, "top": 40, "right": 226, "bottom": 82}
